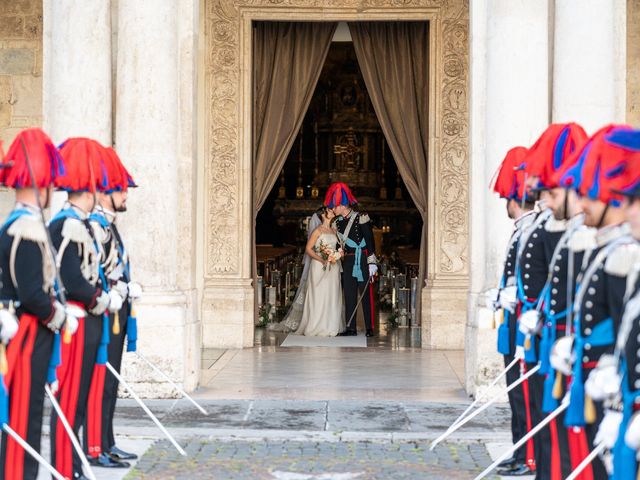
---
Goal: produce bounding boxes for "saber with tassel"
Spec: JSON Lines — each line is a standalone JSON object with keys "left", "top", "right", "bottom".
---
{"left": 344, "top": 275, "right": 372, "bottom": 331}
{"left": 430, "top": 364, "right": 540, "bottom": 450}
{"left": 106, "top": 362, "right": 187, "bottom": 456}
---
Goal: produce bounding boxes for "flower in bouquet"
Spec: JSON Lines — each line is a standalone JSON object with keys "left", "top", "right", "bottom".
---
{"left": 313, "top": 241, "right": 344, "bottom": 270}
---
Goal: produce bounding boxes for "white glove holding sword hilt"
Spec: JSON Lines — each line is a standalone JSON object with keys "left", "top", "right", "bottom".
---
{"left": 585, "top": 354, "right": 621, "bottom": 402}
{"left": 499, "top": 286, "right": 517, "bottom": 313}
{"left": 113, "top": 280, "right": 142, "bottom": 301}
{"left": 0, "top": 308, "right": 19, "bottom": 343}
{"left": 550, "top": 335, "right": 575, "bottom": 376}
{"left": 595, "top": 409, "right": 623, "bottom": 450}
{"left": 518, "top": 310, "right": 542, "bottom": 336}
{"left": 368, "top": 264, "right": 378, "bottom": 278}
{"left": 90, "top": 289, "right": 123, "bottom": 316}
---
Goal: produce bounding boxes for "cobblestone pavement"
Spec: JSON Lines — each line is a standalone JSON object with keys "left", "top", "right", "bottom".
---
{"left": 127, "top": 438, "right": 498, "bottom": 480}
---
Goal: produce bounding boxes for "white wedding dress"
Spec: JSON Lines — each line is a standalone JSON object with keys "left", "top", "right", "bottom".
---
{"left": 295, "top": 232, "right": 345, "bottom": 337}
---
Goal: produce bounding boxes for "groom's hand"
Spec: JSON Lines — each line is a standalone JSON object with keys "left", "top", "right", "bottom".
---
{"left": 368, "top": 264, "right": 378, "bottom": 278}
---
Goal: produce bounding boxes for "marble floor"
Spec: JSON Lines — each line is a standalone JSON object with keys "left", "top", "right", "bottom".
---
{"left": 197, "top": 323, "right": 467, "bottom": 403}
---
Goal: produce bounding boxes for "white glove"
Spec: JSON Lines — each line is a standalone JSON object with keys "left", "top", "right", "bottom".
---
{"left": 485, "top": 288, "right": 500, "bottom": 311}
{"left": 514, "top": 345, "right": 525, "bottom": 360}
{"left": 108, "top": 290, "right": 123, "bottom": 313}
{"left": 0, "top": 309, "right": 19, "bottom": 343}
{"left": 518, "top": 310, "right": 541, "bottom": 335}
{"left": 64, "top": 311, "right": 79, "bottom": 335}
{"left": 89, "top": 291, "right": 110, "bottom": 316}
{"left": 49, "top": 379, "right": 59, "bottom": 395}
{"left": 595, "top": 410, "right": 623, "bottom": 449}
{"left": 368, "top": 264, "right": 378, "bottom": 278}
{"left": 499, "top": 286, "right": 517, "bottom": 313}
{"left": 113, "top": 280, "right": 128, "bottom": 298}
{"left": 127, "top": 282, "right": 142, "bottom": 300}
{"left": 585, "top": 355, "right": 621, "bottom": 402}
{"left": 46, "top": 301, "right": 66, "bottom": 333}
{"left": 550, "top": 335, "right": 575, "bottom": 376}
{"left": 625, "top": 412, "right": 640, "bottom": 449}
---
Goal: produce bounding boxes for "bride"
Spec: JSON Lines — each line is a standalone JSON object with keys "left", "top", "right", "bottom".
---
{"left": 295, "top": 206, "right": 345, "bottom": 336}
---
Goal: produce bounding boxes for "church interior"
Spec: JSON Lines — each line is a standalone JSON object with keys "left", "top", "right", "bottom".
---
{"left": 255, "top": 34, "right": 423, "bottom": 347}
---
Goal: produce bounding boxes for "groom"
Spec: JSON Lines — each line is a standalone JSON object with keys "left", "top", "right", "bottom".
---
{"left": 325, "top": 182, "right": 378, "bottom": 337}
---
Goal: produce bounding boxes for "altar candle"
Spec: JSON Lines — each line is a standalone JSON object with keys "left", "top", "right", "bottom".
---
{"left": 257, "top": 276, "right": 264, "bottom": 307}
{"left": 285, "top": 272, "right": 291, "bottom": 301}
{"left": 392, "top": 286, "right": 396, "bottom": 307}
{"left": 267, "top": 286, "right": 276, "bottom": 307}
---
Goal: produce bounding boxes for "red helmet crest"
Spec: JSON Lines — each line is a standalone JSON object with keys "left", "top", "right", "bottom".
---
{"left": 324, "top": 182, "right": 358, "bottom": 208}
{"left": 0, "top": 128, "right": 65, "bottom": 189}
{"left": 56, "top": 138, "right": 111, "bottom": 193}
{"left": 492, "top": 146, "right": 528, "bottom": 201}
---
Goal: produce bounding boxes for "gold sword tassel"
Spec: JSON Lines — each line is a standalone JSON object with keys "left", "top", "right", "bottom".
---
{"left": 113, "top": 310, "right": 120, "bottom": 335}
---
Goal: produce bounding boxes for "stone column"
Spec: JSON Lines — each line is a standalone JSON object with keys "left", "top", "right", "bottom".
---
{"left": 115, "top": 0, "right": 200, "bottom": 394}
{"left": 553, "top": 0, "right": 627, "bottom": 130}
{"left": 467, "top": 0, "right": 550, "bottom": 394}
{"left": 43, "top": 0, "right": 112, "bottom": 145}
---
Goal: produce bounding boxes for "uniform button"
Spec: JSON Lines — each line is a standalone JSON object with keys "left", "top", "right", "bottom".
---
{"left": 551, "top": 300, "right": 557, "bottom": 306}
{"left": 586, "top": 301, "right": 593, "bottom": 308}
{"left": 526, "top": 264, "right": 531, "bottom": 269}
{"left": 553, "top": 277, "right": 559, "bottom": 283}
{"left": 637, "top": 333, "right": 640, "bottom": 342}
{"left": 583, "top": 356, "right": 590, "bottom": 363}
{"left": 585, "top": 344, "right": 591, "bottom": 350}
{"left": 526, "top": 253, "right": 532, "bottom": 258}
{"left": 507, "top": 262, "right": 512, "bottom": 267}
{"left": 635, "top": 364, "right": 640, "bottom": 373}
{"left": 552, "top": 288, "right": 558, "bottom": 294}
{"left": 556, "top": 255, "right": 562, "bottom": 261}
{"left": 588, "top": 287, "right": 596, "bottom": 295}
{"left": 550, "top": 310, "right": 556, "bottom": 315}
{"left": 585, "top": 328, "right": 592, "bottom": 335}
{"left": 586, "top": 314, "right": 593, "bottom": 321}
{"left": 524, "top": 285, "right": 529, "bottom": 290}
{"left": 528, "top": 243, "right": 533, "bottom": 248}
{"left": 533, "top": 233, "right": 538, "bottom": 239}
{"left": 635, "top": 380, "right": 640, "bottom": 390}
{"left": 592, "top": 274, "right": 599, "bottom": 282}
{"left": 554, "top": 266, "right": 560, "bottom": 272}
{"left": 636, "top": 349, "right": 640, "bottom": 358}
{"left": 525, "top": 274, "right": 530, "bottom": 279}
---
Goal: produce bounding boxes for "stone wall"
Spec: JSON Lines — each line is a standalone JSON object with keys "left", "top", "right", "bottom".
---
{"left": 0, "top": 0, "right": 42, "bottom": 146}
{"left": 629, "top": 0, "right": 640, "bottom": 125}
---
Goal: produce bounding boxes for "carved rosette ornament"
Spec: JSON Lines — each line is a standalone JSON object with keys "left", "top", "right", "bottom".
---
{"left": 205, "top": 0, "right": 469, "bottom": 279}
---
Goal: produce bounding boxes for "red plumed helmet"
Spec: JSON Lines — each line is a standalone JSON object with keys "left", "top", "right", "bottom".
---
{"left": 524, "top": 123, "right": 588, "bottom": 189}
{"left": 0, "top": 128, "right": 65, "bottom": 189}
{"left": 492, "top": 146, "right": 528, "bottom": 201}
{"left": 56, "top": 138, "right": 111, "bottom": 193}
{"left": 324, "top": 182, "right": 358, "bottom": 208}
{"left": 103, "top": 148, "right": 137, "bottom": 192}
{"left": 557, "top": 124, "right": 640, "bottom": 205}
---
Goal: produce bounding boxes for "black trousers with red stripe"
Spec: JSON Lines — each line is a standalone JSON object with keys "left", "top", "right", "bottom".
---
{"left": 0, "top": 321, "right": 53, "bottom": 480}
{"left": 84, "top": 307, "right": 128, "bottom": 454}
{"left": 341, "top": 256, "right": 374, "bottom": 331}
{"left": 504, "top": 353, "right": 527, "bottom": 464}
{"left": 50, "top": 312, "right": 102, "bottom": 477}
{"left": 526, "top": 365, "right": 551, "bottom": 480}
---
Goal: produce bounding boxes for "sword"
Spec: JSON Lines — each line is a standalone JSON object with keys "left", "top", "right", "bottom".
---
{"left": 430, "top": 364, "right": 540, "bottom": 450}
{"left": 446, "top": 356, "right": 520, "bottom": 432}
{"left": 1, "top": 423, "right": 65, "bottom": 480}
{"left": 565, "top": 442, "right": 607, "bottom": 480}
{"left": 135, "top": 351, "right": 208, "bottom": 415}
{"left": 45, "top": 385, "right": 97, "bottom": 480}
{"left": 344, "top": 275, "right": 372, "bottom": 330}
{"left": 473, "top": 396, "right": 570, "bottom": 480}
{"left": 106, "top": 362, "right": 187, "bottom": 456}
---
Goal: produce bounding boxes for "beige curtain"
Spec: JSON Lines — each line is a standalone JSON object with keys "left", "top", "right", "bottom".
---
{"left": 349, "top": 22, "right": 430, "bottom": 325}
{"left": 253, "top": 21, "right": 337, "bottom": 211}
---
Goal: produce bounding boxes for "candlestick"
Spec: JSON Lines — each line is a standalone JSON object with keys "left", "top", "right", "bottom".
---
{"left": 257, "top": 276, "right": 264, "bottom": 307}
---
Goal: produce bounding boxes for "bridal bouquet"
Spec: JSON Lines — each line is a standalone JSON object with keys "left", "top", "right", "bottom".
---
{"left": 313, "top": 240, "right": 344, "bottom": 270}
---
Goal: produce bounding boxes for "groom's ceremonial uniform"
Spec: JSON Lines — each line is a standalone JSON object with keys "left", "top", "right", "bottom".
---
{"left": 325, "top": 182, "right": 378, "bottom": 337}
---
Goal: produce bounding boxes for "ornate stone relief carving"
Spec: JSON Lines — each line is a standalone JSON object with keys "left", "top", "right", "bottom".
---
{"left": 205, "top": 0, "right": 469, "bottom": 277}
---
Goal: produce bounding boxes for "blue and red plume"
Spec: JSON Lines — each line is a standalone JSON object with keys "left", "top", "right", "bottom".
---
{"left": 557, "top": 124, "right": 640, "bottom": 205}
{"left": 524, "top": 123, "right": 588, "bottom": 189}
{"left": 324, "top": 182, "right": 358, "bottom": 208}
{"left": 492, "top": 146, "right": 528, "bottom": 201}
{"left": 0, "top": 128, "right": 65, "bottom": 189}
{"left": 105, "top": 148, "right": 137, "bottom": 191}
{"left": 56, "top": 138, "right": 111, "bottom": 193}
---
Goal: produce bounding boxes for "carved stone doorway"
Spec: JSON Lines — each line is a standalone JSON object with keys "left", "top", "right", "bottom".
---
{"left": 202, "top": 1, "right": 469, "bottom": 351}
